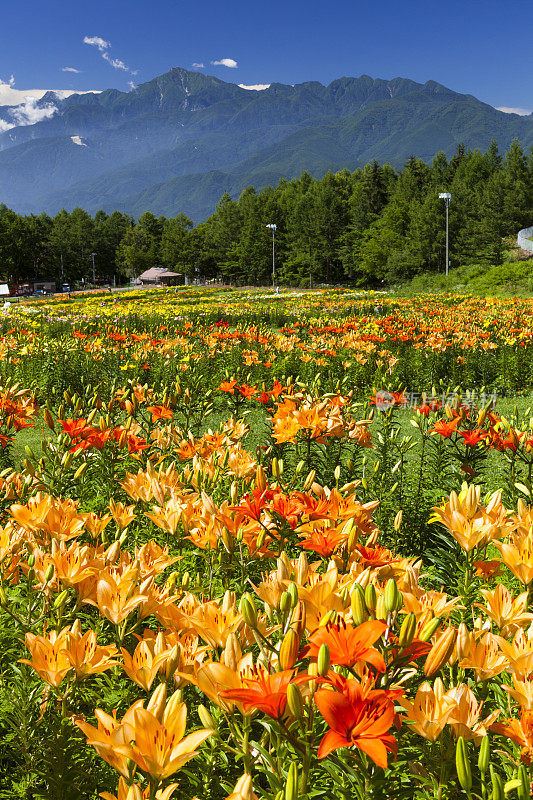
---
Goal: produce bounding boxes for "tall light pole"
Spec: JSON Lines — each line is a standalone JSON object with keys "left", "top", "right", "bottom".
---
{"left": 438, "top": 193, "right": 451, "bottom": 276}
{"left": 90, "top": 252, "right": 96, "bottom": 287}
{"left": 266, "top": 224, "right": 276, "bottom": 289}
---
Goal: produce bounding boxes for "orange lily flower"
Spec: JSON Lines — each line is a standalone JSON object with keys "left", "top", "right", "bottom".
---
{"left": 89, "top": 569, "right": 149, "bottom": 625}
{"left": 20, "top": 627, "right": 72, "bottom": 687}
{"left": 225, "top": 773, "right": 258, "bottom": 800}
{"left": 397, "top": 678, "right": 456, "bottom": 742}
{"left": 459, "top": 631, "right": 509, "bottom": 682}
{"left": 147, "top": 405, "right": 174, "bottom": 422}
{"left": 121, "top": 638, "right": 169, "bottom": 691}
{"left": 495, "top": 530, "right": 533, "bottom": 587}
{"left": 476, "top": 584, "right": 533, "bottom": 636}
{"left": 75, "top": 702, "right": 143, "bottom": 778}
{"left": 128, "top": 699, "right": 212, "bottom": 781}
{"left": 303, "top": 619, "right": 387, "bottom": 671}
{"left": 492, "top": 709, "right": 533, "bottom": 765}
{"left": 65, "top": 621, "right": 119, "bottom": 680}
{"left": 495, "top": 629, "right": 533, "bottom": 680}
{"left": 109, "top": 500, "right": 136, "bottom": 530}
{"left": 447, "top": 684, "right": 499, "bottom": 743}
{"left": 101, "top": 778, "right": 178, "bottom": 800}
{"left": 503, "top": 675, "right": 533, "bottom": 710}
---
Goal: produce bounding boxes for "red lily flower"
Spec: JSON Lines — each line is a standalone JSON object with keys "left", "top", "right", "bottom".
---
{"left": 220, "top": 668, "right": 297, "bottom": 719}
{"left": 315, "top": 681, "right": 397, "bottom": 767}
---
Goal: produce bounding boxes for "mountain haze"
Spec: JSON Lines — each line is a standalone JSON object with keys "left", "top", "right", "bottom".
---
{"left": 0, "top": 67, "right": 532, "bottom": 221}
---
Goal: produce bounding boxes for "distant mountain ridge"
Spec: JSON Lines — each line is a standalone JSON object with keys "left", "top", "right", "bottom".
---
{"left": 0, "top": 67, "right": 531, "bottom": 221}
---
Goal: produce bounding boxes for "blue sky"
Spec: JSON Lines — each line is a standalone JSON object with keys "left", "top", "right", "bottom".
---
{"left": 1, "top": 0, "right": 532, "bottom": 114}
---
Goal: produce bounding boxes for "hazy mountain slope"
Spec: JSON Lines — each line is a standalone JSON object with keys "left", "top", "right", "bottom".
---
{"left": 0, "top": 67, "right": 531, "bottom": 220}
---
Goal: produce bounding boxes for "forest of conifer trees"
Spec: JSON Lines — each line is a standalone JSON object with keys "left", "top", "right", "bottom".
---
{"left": 0, "top": 140, "right": 531, "bottom": 288}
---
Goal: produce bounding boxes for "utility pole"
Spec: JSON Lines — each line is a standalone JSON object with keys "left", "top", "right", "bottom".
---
{"left": 439, "top": 193, "right": 451, "bottom": 276}
{"left": 266, "top": 224, "right": 277, "bottom": 288}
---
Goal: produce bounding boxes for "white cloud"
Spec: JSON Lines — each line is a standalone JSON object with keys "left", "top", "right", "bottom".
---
{"left": 84, "top": 34, "right": 133, "bottom": 73}
{"left": 192, "top": 62, "right": 205, "bottom": 68}
{"left": 496, "top": 106, "right": 532, "bottom": 116}
{"left": 127, "top": 80, "right": 136, "bottom": 91}
{"left": 0, "top": 77, "right": 101, "bottom": 132}
{"left": 70, "top": 135, "right": 87, "bottom": 147}
{"left": 104, "top": 54, "right": 129, "bottom": 71}
{"left": 239, "top": 83, "right": 270, "bottom": 91}
{"left": 0, "top": 78, "right": 99, "bottom": 107}
{"left": 83, "top": 35, "right": 110, "bottom": 52}
{"left": 62, "top": 67, "right": 81, "bottom": 73}
{"left": 211, "top": 58, "right": 238, "bottom": 68}
{"left": 10, "top": 98, "right": 58, "bottom": 126}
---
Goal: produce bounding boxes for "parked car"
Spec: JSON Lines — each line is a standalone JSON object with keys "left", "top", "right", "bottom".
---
{"left": 62, "top": 284, "right": 71, "bottom": 293}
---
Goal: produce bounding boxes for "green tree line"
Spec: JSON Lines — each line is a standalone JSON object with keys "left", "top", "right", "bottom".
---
{"left": 0, "top": 140, "right": 532, "bottom": 287}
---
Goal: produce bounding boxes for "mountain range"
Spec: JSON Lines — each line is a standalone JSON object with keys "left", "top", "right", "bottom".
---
{"left": 0, "top": 67, "right": 532, "bottom": 222}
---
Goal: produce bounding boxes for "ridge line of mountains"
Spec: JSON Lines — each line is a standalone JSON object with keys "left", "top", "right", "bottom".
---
{"left": 0, "top": 66, "right": 532, "bottom": 222}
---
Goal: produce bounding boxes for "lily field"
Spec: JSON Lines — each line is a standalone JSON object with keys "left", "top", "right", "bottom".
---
{"left": 3, "top": 285, "right": 533, "bottom": 799}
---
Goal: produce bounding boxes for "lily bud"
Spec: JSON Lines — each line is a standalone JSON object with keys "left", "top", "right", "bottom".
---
{"left": 478, "top": 735, "right": 490, "bottom": 777}
{"left": 398, "top": 613, "right": 417, "bottom": 649}
{"left": 455, "top": 736, "right": 472, "bottom": 793}
{"left": 303, "top": 470, "right": 316, "bottom": 492}
{"left": 424, "top": 626, "right": 457, "bottom": 676}
{"left": 287, "top": 582, "right": 299, "bottom": 609}
{"left": 221, "top": 526, "right": 234, "bottom": 554}
{"left": 375, "top": 595, "right": 388, "bottom": 621}
{"left": 241, "top": 593, "right": 257, "bottom": 629}
{"left": 456, "top": 622, "right": 472, "bottom": 660}
{"left": 279, "top": 629, "right": 299, "bottom": 670}
{"left": 490, "top": 766, "right": 504, "bottom": 800}
{"left": 165, "top": 689, "right": 184, "bottom": 721}
{"left": 44, "top": 564, "right": 54, "bottom": 583}
{"left": 285, "top": 763, "right": 298, "bottom": 800}
{"left": 230, "top": 481, "right": 239, "bottom": 505}
{"left": 364, "top": 583, "right": 377, "bottom": 614}
{"left": 384, "top": 579, "right": 400, "bottom": 613}
{"left": 419, "top": 617, "right": 440, "bottom": 642}
{"left": 280, "top": 591, "right": 292, "bottom": 616}
{"left": 73, "top": 462, "right": 88, "bottom": 480}
{"left": 296, "top": 552, "right": 308, "bottom": 585}
{"left": 198, "top": 704, "right": 216, "bottom": 731}
{"left": 43, "top": 408, "right": 55, "bottom": 430}
{"left": 351, "top": 585, "right": 367, "bottom": 625}
{"left": 290, "top": 601, "right": 307, "bottom": 638}
{"left": 287, "top": 682, "right": 304, "bottom": 719}
{"left": 53, "top": 590, "right": 68, "bottom": 609}
{"left": 224, "top": 634, "right": 242, "bottom": 671}
{"left": 147, "top": 683, "right": 167, "bottom": 722}
{"left": 255, "top": 465, "right": 267, "bottom": 492}
{"left": 518, "top": 764, "right": 530, "bottom": 800}
{"left": 393, "top": 510, "right": 403, "bottom": 531}
{"left": 165, "top": 644, "right": 179, "bottom": 681}
{"left": 272, "top": 457, "right": 281, "bottom": 481}
{"left": 317, "top": 644, "right": 331, "bottom": 677}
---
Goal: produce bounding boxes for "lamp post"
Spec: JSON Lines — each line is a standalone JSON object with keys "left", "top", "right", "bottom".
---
{"left": 90, "top": 252, "right": 96, "bottom": 288}
{"left": 438, "top": 193, "right": 451, "bottom": 276}
{"left": 266, "top": 224, "right": 276, "bottom": 289}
